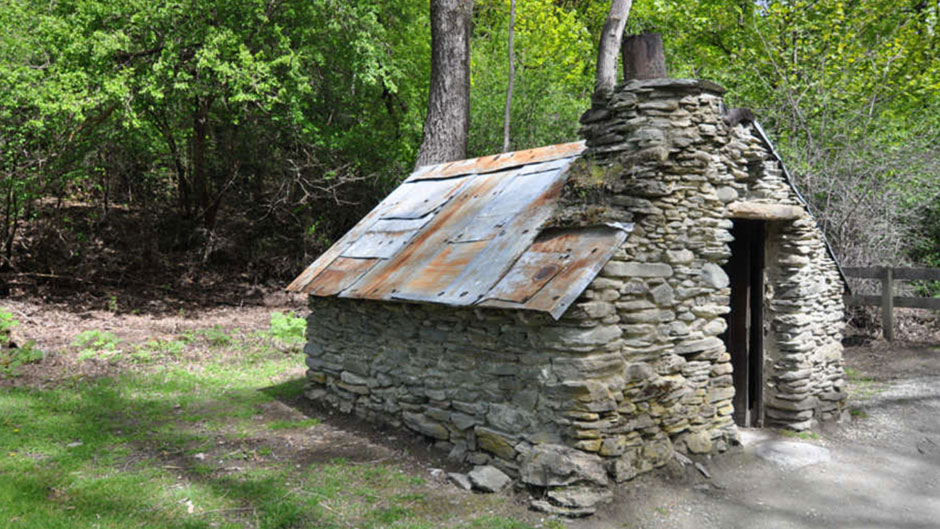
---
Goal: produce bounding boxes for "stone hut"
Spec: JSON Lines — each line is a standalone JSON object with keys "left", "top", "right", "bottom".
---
{"left": 287, "top": 77, "right": 847, "bottom": 506}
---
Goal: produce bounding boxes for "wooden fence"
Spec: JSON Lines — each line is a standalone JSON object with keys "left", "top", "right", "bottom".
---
{"left": 843, "top": 266, "right": 940, "bottom": 341}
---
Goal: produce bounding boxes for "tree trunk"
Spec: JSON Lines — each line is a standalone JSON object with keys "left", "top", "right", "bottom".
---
{"left": 502, "top": 0, "right": 516, "bottom": 153}
{"left": 191, "top": 96, "right": 211, "bottom": 229}
{"left": 415, "top": 0, "right": 473, "bottom": 168}
{"left": 2, "top": 177, "right": 14, "bottom": 269}
{"left": 594, "top": 0, "right": 633, "bottom": 98}
{"left": 4, "top": 189, "right": 17, "bottom": 268}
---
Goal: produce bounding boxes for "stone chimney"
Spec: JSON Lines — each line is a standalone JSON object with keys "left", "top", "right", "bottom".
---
{"left": 548, "top": 38, "right": 753, "bottom": 462}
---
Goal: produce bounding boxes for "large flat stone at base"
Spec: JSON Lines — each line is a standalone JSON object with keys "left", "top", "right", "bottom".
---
{"left": 447, "top": 472, "right": 473, "bottom": 491}
{"left": 520, "top": 444, "right": 609, "bottom": 487}
{"left": 546, "top": 485, "right": 613, "bottom": 509}
{"left": 468, "top": 465, "right": 512, "bottom": 492}
{"left": 530, "top": 500, "right": 596, "bottom": 518}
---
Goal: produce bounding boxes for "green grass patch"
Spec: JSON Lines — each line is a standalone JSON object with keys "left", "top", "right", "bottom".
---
{"left": 779, "top": 429, "right": 820, "bottom": 440}
{"left": 844, "top": 366, "right": 886, "bottom": 399}
{"left": 268, "top": 418, "right": 321, "bottom": 430}
{"left": 196, "top": 326, "right": 234, "bottom": 347}
{"left": 844, "top": 366, "right": 874, "bottom": 383}
{"left": 265, "top": 312, "right": 305, "bottom": 345}
{"left": 0, "top": 327, "right": 538, "bottom": 529}
{"left": 72, "top": 329, "right": 123, "bottom": 361}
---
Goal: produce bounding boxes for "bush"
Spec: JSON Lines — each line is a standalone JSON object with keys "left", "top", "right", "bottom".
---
{"left": 0, "top": 309, "right": 43, "bottom": 376}
{"left": 267, "top": 312, "right": 305, "bottom": 346}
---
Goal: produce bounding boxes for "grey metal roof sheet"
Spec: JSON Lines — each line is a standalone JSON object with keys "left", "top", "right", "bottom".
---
{"left": 287, "top": 141, "right": 632, "bottom": 319}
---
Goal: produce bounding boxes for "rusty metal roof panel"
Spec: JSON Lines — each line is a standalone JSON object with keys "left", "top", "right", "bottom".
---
{"left": 302, "top": 257, "right": 379, "bottom": 297}
{"left": 407, "top": 141, "right": 586, "bottom": 182}
{"left": 288, "top": 141, "right": 633, "bottom": 319}
{"left": 479, "top": 226, "right": 630, "bottom": 319}
{"left": 342, "top": 166, "right": 508, "bottom": 301}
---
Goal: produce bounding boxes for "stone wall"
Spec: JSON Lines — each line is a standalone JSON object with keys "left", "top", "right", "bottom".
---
{"left": 303, "top": 295, "right": 657, "bottom": 478}
{"left": 300, "top": 78, "right": 847, "bottom": 504}
{"left": 728, "top": 125, "right": 847, "bottom": 429}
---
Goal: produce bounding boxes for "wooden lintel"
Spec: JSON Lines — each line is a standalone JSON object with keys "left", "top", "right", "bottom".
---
{"left": 726, "top": 201, "right": 805, "bottom": 221}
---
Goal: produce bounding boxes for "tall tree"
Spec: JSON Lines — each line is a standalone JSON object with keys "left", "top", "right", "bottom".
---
{"left": 594, "top": 0, "right": 633, "bottom": 97}
{"left": 502, "top": 0, "right": 516, "bottom": 152}
{"left": 415, "top": 0, "right": 474, "bottom": 168}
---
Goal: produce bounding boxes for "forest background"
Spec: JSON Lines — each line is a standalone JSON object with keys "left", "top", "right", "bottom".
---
{"left": 2, "top": 0, "right": 939, "bottom": 301}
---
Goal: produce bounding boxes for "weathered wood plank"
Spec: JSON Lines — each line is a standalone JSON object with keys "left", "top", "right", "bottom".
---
{"left": 726, "top": 201, "right": 805, "bottom": 220}
{"left": 843, "top": 267, "right": 940, "bottom": 281}
{"left": 844, "top": 295, "right": 940, "bottom": 310}
{"left": 892, "top": 268, "right": 940, "bottom": 281}
{"left": 842, "top": 267, "right": 886, "bottom": 279}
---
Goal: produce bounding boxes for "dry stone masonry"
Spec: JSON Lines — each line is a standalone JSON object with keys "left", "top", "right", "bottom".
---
{"left": 300, "top": 78, "right": 847, "bottom": 513}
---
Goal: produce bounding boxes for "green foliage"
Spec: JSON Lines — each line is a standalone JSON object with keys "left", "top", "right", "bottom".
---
{"left": 780, "top": 429, "right": 820, "bottom": 440}
{"left": 71, "top": 330, "right": 122, "bottom": 361}
{"left": 0, "top": 0, "right": 431, "bottom": 271}
{"left": 197, "top": 326, "right": 234, "bottom": 347}
{"left": 0, "top": 309, "right": 17, "bottom": 346}
{"left": 131, "top": 338, "right": 186, "bottom": 363}
{"left": 850, "top": 408, "right": 869, "bottom": 419}
{"left": 266, "top": 311, "right": 305, "bottom": 345}
{"left": 2, "top": 0, "right": 939, "bottom": 279}
{"left": 0, "top": 309, "right": 43, "bottom": 377}
{"left": 469, "top": 0, "right": 599, "bottom": 155}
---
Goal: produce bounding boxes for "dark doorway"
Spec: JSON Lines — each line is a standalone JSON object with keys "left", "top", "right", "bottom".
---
{"left": 722, "top": 220, "right": 765, "bottom": 427}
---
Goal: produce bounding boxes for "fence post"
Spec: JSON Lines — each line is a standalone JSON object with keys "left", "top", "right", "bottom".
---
{"left": 881, "top": 266, "right": 894, "bottom": 341}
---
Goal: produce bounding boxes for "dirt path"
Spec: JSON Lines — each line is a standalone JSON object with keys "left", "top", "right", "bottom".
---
{"left": 577, "top": 343, "right": 940, "bottom": 529}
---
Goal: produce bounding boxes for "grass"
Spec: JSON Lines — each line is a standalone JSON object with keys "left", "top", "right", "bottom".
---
{"left": 844, "top": 366, "right": 885, "bottom": 400}
{"left": 268, "top": 418, "right": 321, "bottom": 430}
{"left": 0, "top": 315, "right": 542, "bottom": 529}
{"left": 844, "top": 366, "right": 874, "bottom": 383}
{"left": 779, "top": 429, "right": 820, "bottom": 440}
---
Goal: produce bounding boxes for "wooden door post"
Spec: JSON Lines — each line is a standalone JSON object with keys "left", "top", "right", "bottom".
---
{"left": 881, "top": 266, "right": 894, "bottom": 341}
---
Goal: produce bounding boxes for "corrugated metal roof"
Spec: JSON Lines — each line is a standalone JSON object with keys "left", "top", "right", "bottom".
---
{"left": 287, "top": 141, "right": 632, "bottom": 319}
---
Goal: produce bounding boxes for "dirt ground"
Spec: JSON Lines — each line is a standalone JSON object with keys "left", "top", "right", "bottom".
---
{"left": 577, "top": 340, "right": 940, "bottom": 529}
{"left": 4, "top": 292, "right": 940, "bottom": 528}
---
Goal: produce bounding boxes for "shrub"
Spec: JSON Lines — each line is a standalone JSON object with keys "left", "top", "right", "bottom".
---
{"left": 267, "top": 311, "right": 305, "bottom": 345}
{"left": 71, "top": 330, "right": 122, "bottom": 361}
{"left": 0, "top": 309, "right": 43, "bottom": 376}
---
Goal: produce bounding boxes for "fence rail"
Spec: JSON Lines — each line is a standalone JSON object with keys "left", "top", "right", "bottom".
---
{"left": 842, "top": 266, "right": 940, "bottom": 341}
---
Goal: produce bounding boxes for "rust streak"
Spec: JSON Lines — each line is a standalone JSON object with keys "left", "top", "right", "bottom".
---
{"left": 348, "top": 173, "right": 505, "bottom": 300}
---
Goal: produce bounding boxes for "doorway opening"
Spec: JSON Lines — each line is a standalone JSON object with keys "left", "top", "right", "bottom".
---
{"left": 723, "top": 219, "right": 765, "bottom": 427}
